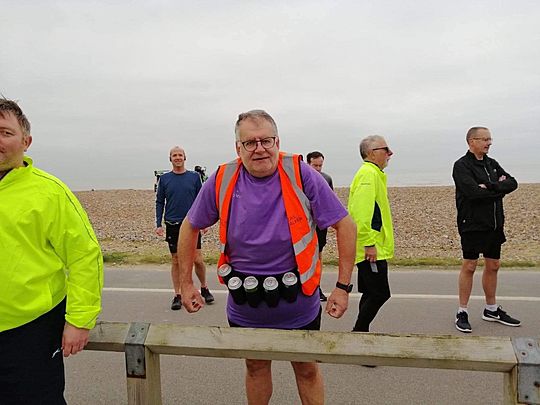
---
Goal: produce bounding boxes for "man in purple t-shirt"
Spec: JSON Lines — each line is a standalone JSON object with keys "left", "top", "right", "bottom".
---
{"left": 178, "top": 110, "right": 356, "bottom": 405}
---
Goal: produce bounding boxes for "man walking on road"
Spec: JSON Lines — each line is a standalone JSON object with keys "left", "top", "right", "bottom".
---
{"left": 453, "top": 127, "right": 519, "bottom": 333}
{"left": 348, "top": 135, "right": 394, "bottom": 333}
{"left": 0, "top": 98, "right": 103, "bottom": 404}
{"left": 306, "top": 151, "right": 334, "bottom": 302}
{"left": 155, "top": 146, "right": 214, "bottom": 310}
{"left": 179, "top": 110, "right": 356, "bottom": 405}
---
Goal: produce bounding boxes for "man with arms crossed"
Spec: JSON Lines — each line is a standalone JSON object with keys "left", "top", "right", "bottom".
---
{"left": 306, "top": 150, "right": 334, "bottom": 302}
{"left": 179, "top": 110, "right": 356, "bottom": 405}
{"left": 453, "top": 127, "right": 519, "bottom": 333}
{"left": 0, "top": 98, "right": 103, "bottom": 404}
{"left": 348, "top": 135, "right": 394, "bottom": 334}
{"left": 156, "top": 146, "right": 214, "bottom": 310}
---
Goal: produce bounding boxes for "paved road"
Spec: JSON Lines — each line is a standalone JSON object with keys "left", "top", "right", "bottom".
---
{"left": 65, "top": 265, "right": 540, "bottom": 404}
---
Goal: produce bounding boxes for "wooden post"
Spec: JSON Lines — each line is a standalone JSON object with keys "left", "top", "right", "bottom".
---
{"left": 503, "top": 366, "right": 518, "bottom": 405}
{"left": 127, "top": 347, "right": 161, "bottom": 405}
{"left": 125, "top": 323, "right": 162, "bottom": 405}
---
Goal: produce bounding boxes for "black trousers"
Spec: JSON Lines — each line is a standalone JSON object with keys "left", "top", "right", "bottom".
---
{"left": 353, "top": 260, "right": 391, "bottom": 332}
{"left": 0, "top": 299, "right": 67, "bottom": 405}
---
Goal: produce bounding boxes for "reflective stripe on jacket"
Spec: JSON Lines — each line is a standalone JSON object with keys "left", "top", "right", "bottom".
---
{"left": 215, "top": 152, "right": 321, "bottom": 296}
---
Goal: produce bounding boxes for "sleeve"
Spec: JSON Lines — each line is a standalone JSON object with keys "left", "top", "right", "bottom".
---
{"left": 49, "top": 188, "right": 104, "bottom": 329}
{"left": 301, "top": 162, "right": 347, "bottom": 229}
{"left": 187, "top": 171, "right": 220, "bottom": 229}
{"left": 489, "top": 159, "right": 518, "bottom": 194}
{"left": 155, "top": 177, "right": 165, "bottom": 227}
{"left": 347, "top": 169, "right": 377, "bottom": 247}
{"left": 452, "top": 159, "right": 504, "bottom": 201}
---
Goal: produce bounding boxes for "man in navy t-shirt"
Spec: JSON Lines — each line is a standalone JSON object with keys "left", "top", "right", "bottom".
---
{"left": 155, "top": 146, "right": 214, "bottom": 310}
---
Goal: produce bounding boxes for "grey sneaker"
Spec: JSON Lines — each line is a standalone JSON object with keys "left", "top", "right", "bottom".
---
{"left": 171, "top": 294, "right": 182, "bottom": 310}
{"left": 482, "top": 306, "right": 521, "bottom": 327}
{"left": 455, "top": 311, "right": 472, "bottom": 333}
{"left": 201, "top": 287, "right": 215, "bottom": 304}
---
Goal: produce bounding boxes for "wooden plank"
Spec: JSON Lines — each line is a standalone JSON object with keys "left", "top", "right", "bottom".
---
{"left": 86, "top": 321, "right": 131, "bottom": 352}
{"left": 145, "top": 325, "right": 517, "bottom": 372}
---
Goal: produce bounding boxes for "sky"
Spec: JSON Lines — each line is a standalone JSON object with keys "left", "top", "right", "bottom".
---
{"left": 2, "top": 0, "right": 539, "bottom": 190}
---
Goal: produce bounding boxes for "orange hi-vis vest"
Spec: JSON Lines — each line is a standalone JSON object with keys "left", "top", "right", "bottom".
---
{"left": 215, "top": 152, "right": 321, "bottom": 296}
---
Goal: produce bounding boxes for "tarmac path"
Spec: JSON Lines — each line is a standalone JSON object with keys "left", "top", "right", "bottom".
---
{"left": 65, "top": 265, "right": 540, "bottom": 404}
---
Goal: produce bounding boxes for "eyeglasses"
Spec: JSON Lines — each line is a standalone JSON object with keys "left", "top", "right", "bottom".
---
{"left": 372, "top": 146, "right": 390, "bottom": 153}
{"left": 472, "top": 137, "right": 492, "bottom": 142}
{"left": 239, "top": 136, "right": 277, "bottom": 152}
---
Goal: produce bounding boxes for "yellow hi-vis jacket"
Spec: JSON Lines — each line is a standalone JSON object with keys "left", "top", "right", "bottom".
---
{"left": 0, "top": 157, "right": 103, "bottom": 332}
{"left": 214, "top": 152, "right": 321, "bottom": 296}
{"left": 348, "top": 161, "right": 394, "bottom": 263}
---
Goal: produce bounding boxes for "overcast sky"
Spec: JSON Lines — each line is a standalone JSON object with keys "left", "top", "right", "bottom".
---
{"left": 2, "top": 0, "right": 539, "bottom": 190}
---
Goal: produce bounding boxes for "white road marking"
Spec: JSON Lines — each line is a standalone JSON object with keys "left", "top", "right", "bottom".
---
{"left": 103, "top": 288, "right": 540, "bottom": 302}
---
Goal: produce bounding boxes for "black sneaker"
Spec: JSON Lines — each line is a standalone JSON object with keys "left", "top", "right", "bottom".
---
{"left": 319, "top": 289, "right": 328, "bottom": 302}
{"left": 201, "top": 287, "right": 215, "bottom": 304}
{"left": 455, "top": 311, "right": 472, "bottom": 333}
{"left": 482, "top": 306, "right": 521, "bottom": 327}
{"left": 171, "top": 294, "right": 182, "bottom": 310}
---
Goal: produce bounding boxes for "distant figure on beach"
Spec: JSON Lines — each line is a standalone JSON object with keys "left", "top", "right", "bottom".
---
{"left": 155, "top": 146, "right": 214, "bottom": 310}
{"left": 0, "top": 97, "right": 104, "bottom": 403}
{"left": 348, "top": 135, "right": 394, "bottom": 335}
{"left": 306, "top": 150, "right": 334, "bottom": 302}
{"left": 178, "top": 109, "right": 356, "bottom": 405}
{"left": 453, "top": 127, "right": 519, "bottom": 333}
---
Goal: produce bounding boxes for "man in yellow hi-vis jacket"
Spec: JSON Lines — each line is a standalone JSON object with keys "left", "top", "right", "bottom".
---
{"left": 0, "top": 98, "right": 103, "bottom": 404}
{"left": 348, "top": 135, "right": 394, "bottom": 333}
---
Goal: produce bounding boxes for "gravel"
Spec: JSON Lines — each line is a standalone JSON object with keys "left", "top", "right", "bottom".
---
{"left": 75, "top": 184, "right": 540, "bottom": 263}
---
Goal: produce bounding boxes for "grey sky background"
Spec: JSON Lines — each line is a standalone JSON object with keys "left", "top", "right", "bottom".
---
{"left": 2, "top": 0, "right": 539, "bottom": 190}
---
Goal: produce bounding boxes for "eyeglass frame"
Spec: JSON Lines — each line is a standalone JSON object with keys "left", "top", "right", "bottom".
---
{"left": 471, "top": 137, "right": 493, "bottom": 142}
{"left": 238, "top": 136, "right": 278, "bottom": 152}
{"left": 371, "top": 146, "right": 391, "bottom": 153}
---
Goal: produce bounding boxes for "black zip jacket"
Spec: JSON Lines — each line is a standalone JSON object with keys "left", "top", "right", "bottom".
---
{"left": 452, "top": 151, "right": 517, "bottom": 234}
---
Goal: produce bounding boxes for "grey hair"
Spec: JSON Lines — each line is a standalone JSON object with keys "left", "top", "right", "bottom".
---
{"left": 234, "top": 109, "right": 278, "bottom": 141}
{"left": 466, "top": 126, "right": 489, "bottom": 143}
{"left": 359, "top": 135, "right": 385, "bottom": 159}
{"left": 0, "top": 97, "right": 31, "bottom": 136}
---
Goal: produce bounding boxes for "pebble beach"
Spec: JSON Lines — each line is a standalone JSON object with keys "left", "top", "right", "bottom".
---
{"left": 76, "top": 184, "right": 540, "bottom": 265}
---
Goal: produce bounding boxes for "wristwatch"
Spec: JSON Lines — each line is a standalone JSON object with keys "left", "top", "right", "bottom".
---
{"left": 335, "top": 281, "right": 353, "bottom": 293}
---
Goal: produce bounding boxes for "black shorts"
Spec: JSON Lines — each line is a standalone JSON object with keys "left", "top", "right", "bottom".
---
{"left": 165, "top": 222, "right": 202, "bottom": 254}
{"left": 316, "top": 227, "right": 328, "bottom": 252}
{"left": 228, "top": 306, "right": 322, "bottom": 331}
{"left": 460, "top": 229, "right": 506, "bottom": 260}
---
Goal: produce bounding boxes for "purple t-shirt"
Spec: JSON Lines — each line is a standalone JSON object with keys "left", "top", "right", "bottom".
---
{"left": 188, "top": 160, "right": 347, "bottom": 328}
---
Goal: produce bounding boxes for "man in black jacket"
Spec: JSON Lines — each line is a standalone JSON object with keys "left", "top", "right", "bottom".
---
{"left": 452, "top": 127, "right": 519, "bottom": 333}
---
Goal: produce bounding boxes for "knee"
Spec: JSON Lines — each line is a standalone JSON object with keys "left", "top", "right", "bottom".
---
{"left": 485, "top": 259, "right": 500, "bottom": 273}
{"left": 461, "top": 260, "right": 477, "bottom": 274}
{"left": 291, "top": 362, "right": 319, "bottom": 381}
{"left": 171, "top": 254, "right": 179, "bottom": 265}
{"left": 246, "top": 359, "right": 271, "bottom": 378}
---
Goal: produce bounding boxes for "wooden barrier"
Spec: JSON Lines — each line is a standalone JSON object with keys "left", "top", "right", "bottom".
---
{"left": 87, "top": 321, "right": 539, "bottom": 405}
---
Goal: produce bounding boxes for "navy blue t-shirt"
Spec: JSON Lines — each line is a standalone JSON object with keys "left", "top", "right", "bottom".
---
{"left": 155, "top": 170, "right": 202, "bottom": 227}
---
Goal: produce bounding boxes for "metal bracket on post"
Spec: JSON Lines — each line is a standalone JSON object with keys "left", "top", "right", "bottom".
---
{"left": 512, "top": 337, "right": 540, "bottom": 404}
{"left": 125, "top": 322, "right": 150, "bottom": 378}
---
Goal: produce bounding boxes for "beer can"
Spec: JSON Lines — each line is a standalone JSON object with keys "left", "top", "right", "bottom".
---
{"left": 227, "top": 276, "right": 246, "bottom": 305}
{"left": 263, "top": 276, "right": 279, "bottom": 308}
{"left": 244, "top": 276, "right": 261, "bottom": 308}
{"left": 281, "top": 272, "right": 299, "bottom": 303}
{"left": 218, "top": 263, "right": 233, "bottom": 283}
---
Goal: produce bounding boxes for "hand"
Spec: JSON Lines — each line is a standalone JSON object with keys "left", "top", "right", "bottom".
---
{"left": 325, "top": 288, "right": 349, "bottom": 318}
{"left": 181, "top": 283, "right": 205, "bottom": 313}
{"left": 155, "top": 227, "right": 164, "bottom": 237}
{"left": 364, "top": 246, "right": 377, "bottom": 262}
{"left": 498, "top": 175, "right": 507, "bottom": 182}
{"left": 478, "top": 184, "right": 487, "bottom": 189}
{"left": 62, "top": 323, "right": 90, "bottom": 357}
